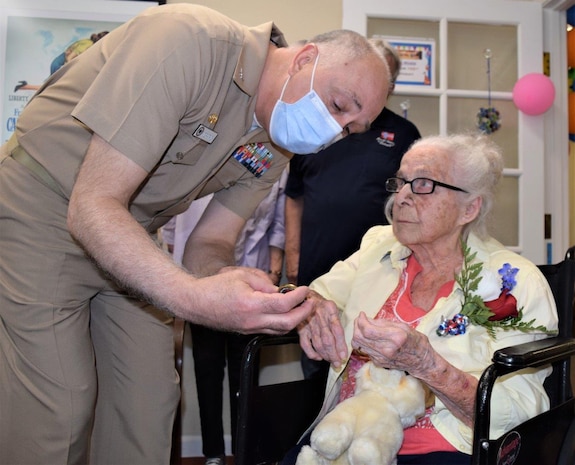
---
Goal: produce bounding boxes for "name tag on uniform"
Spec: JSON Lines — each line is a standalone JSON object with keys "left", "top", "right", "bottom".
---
{"left": 193, "top": 124, "right": 218, "bottom": 144}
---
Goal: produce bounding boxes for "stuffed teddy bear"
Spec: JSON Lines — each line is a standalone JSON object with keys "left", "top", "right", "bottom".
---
{"left": 295, "top": 362, "right": 427, "bottom": 465}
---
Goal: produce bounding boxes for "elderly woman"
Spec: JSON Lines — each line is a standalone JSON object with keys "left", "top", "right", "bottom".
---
{"left": 289, "top": 134, "right": 558, "bottom": 465}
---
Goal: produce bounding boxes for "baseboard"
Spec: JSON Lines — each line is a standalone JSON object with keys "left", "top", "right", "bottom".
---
{"left": 181, "top": 434, "right": 232, "bottom": 458}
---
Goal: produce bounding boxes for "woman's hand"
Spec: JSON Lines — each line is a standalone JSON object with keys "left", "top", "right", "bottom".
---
{"left": 351, "top": 312, "right": 478, "bottom": 426}
{"left": 351, "top": 312, "right": 433, "bottom": 376}
{"left": 297, "top": 290, "right": 348, "bottom": 368}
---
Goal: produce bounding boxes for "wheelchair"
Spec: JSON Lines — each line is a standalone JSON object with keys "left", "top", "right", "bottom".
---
{"left": 235, "top": 247, "right": 575, "bottom": 465}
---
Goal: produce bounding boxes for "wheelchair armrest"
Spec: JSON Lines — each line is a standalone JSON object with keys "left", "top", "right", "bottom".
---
{"left": 240, "top": 332, "right": 299, "bottom": 378}
{"left": 493, "top": 337, "right": 575, "bottom": 371}
{"left": 249, "top": 331, "right": 300, "bottom": 349}
{"left": 239, "top": 332, "right": 301, "bottom": 393}
{"left": 236, "top": 331, "right": 323, "bottom": 465}
{"left": 473, "top": 336, "right": 575, "bottom": 462}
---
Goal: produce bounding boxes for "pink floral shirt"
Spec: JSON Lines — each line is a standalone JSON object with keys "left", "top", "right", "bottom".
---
{"left": 338, "top": 255, "right": 457, "bottom": 454}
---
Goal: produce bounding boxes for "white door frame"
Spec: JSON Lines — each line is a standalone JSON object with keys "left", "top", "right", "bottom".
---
{"left": 343, "top": 0, "right": 562, "bottom": 264}
{"left": 542, "top": 1, "right": 571, "bottom": 262}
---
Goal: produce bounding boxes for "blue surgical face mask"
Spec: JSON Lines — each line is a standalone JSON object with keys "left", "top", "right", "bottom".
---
{"left": 269, "top": 53, "right": 343, "bottom": 154}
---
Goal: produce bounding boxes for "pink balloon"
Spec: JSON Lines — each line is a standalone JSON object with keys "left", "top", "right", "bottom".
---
{"left": 512, "top": 73, "right": 555, "bottom": 115}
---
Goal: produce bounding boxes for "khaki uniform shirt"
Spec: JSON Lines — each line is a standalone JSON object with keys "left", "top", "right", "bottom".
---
{"left": 15, "top": 4, "right": 289, "bottom": 232}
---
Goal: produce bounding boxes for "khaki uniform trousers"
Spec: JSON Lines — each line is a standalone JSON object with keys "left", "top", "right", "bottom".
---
{"left": 0, "top": 152, "right": 180, "bottom": 465}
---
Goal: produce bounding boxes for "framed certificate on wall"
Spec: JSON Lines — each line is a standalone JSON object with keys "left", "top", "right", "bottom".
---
{"left": 376, "top": 36, "right": 435, "bottom": 87}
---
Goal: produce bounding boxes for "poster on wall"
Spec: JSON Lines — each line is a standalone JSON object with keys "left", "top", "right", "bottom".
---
{"left": 374, "top": 36, "right": 435, "bottom": 88}
{"left": 0, "top": 1, "right": 153, "bottom": 144}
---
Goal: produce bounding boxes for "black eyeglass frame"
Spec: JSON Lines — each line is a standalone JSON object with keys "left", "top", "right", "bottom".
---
{"left": 385, "top": 177, "right": 468, "bottom": 195}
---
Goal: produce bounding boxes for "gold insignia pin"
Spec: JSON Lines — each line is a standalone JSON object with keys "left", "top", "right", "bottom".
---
{"left": 208, "top": 114, "right": 218, "bottom": 125}
{"left": 278, "top": 283, "right": 297, "bottom": 294}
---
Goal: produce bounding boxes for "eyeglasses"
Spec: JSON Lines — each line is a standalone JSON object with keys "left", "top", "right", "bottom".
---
{"left": 385, "top": 177, "right": 468, "bottom": 195}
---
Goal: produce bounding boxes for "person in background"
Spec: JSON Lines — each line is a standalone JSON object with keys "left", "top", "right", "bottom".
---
{"left": 0, "top": 3, "right": 390, "bottom": 464}
{"left": 162, "top": 169, "right": 287, "bottom": 465}
{"left": 284, "top": 134, "right": 557, "bottom": 465}
{"left": 285, "top": 38, "right": 421, "bottom": 380}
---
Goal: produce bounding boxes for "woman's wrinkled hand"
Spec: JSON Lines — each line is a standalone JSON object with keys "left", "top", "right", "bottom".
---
{"left": 297, "top": 290, "right": 348, "bottom": 368}
{"left": 351, "top": 312, "right": 434, "bottom": 377}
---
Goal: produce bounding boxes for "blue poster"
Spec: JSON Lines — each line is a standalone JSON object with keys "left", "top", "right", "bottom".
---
{"left": 1, "top": 16, "right": 123, "bottom": 143}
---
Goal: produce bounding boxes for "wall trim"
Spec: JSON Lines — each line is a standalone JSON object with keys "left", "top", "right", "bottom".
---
{"left": 543, "top": 0, "right": 575, "bottom": 11}
{"left": 181, "top": 435, "right": 232, "bottom": 458}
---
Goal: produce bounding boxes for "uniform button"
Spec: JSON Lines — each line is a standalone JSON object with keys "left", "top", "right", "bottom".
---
{"left": 176, "top": 152, "right": 184, "bottom": 160}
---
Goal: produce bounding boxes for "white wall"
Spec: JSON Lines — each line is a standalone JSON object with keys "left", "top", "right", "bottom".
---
{"left": 169, "top": 0, "right": 342, "bottom": 44}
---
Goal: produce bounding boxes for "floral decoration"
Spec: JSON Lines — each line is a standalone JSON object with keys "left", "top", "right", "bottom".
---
{"left": 477, "top": 107, "right": 501, "bottom": 134}
{"left": 476, "top": 50, "right": 501, "bottom": 135}
{"left": 437, "top": 241, "right": 556, "bottom": 340}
